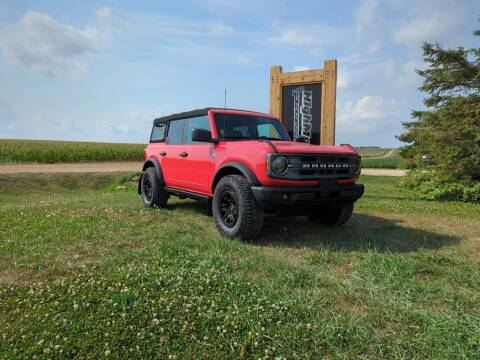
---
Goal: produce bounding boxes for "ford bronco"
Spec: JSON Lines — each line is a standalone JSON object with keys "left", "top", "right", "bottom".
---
{"left": 139, "top": 108, "right": 364, "bottom": 239}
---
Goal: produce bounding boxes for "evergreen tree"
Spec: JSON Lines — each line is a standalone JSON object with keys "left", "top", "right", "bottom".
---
{"left": 398, "top": 27, "right": 480, "bottom": 180}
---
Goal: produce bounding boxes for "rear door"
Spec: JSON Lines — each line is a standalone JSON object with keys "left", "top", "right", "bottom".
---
{"left": 161, "top": 119, "right": 186, "bottom": 188}
{"left": 176, "top": 115, "right": 213, "bottom": 194}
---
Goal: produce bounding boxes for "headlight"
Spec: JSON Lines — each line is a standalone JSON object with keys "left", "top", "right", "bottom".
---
{"left": 272, "top": 156, "right": 289, "bottom": 175}
{"left": 351, "top": 157, "right": 361, "bottom": 176}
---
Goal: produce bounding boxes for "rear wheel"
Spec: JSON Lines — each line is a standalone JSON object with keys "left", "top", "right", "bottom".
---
{"left": 212, "top": 175, "right": 263, "bottom": 239}
{"left": 141, "top": 167, "right": 169, "bottom": 208}
{"left": 307, "top": 203, "right": 354, "bottom": 226}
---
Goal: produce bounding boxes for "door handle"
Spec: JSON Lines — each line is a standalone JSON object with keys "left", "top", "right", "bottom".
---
{"left": 179, "top": 152, "right": 188, "bottom": 157}
{"left": 159, "top": 151, "right": 166, "bottom": 156}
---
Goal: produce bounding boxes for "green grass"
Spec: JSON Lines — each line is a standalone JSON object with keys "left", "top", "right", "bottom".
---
{"left": 0, "top": 139, "right": 145, "bottom": 164}
{"left": 1, "top": 174, "right": 479, "bottom": 358}
{"left": 361, "top": 149, "right": 403, "bottom": 169}
{"left": 356, "top": 148, "right": 392, "bottom": 158}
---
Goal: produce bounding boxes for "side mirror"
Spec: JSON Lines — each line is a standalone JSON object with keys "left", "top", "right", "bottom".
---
{"left": 192, "top": 128, "right": 217, "bottom": 143}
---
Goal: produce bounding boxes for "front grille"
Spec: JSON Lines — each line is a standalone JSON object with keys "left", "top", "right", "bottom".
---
{"left": 268, "top": 153, "right": 360, "bottom": 180}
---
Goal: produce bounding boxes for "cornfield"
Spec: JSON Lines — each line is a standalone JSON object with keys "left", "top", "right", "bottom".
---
{"left": 0, "top": 139, "right": 145, "bottom": 164}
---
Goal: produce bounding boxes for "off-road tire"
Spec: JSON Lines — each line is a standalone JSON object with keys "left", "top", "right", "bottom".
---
{"left": 307, "top": 203, "right": 354, "bottom": 226}
{"left": 212, "top": 175, "right": 263, "bottom": 239}
{"left": 141, "top": 167, "right": 169, "bottom": 208}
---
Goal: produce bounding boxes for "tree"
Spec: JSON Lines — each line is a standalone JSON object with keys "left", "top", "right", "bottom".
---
{"left": 398, "top": 27, "right": 480, "bottom": 180}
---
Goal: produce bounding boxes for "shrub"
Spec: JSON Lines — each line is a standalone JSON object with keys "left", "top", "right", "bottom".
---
{"left": 398, "top": 158, "right": 418, "bottom": 170}
{"left": 400, "top": 170, "right": 480, "bottom": 203}
{"left": 463, "top": 182, "right": 480, "bottom": 203}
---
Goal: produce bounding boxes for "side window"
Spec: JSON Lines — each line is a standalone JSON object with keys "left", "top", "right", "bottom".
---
{"left": 184, "top": 115, "right": 210, "bottom": 144}
{"left": 150, "top": 123, "right": 166, "bottom": 142}
{"left": 166, "top": 119, "right": 185, "bottom": 145}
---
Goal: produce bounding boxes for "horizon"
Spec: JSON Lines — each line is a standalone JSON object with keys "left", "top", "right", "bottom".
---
{"left": 0, "top": 0, "right": 479, "bottom": 147}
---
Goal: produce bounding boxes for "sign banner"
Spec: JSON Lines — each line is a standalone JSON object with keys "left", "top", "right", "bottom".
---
{"left": 281, "top": 84, "right": 322, "bottom": 144}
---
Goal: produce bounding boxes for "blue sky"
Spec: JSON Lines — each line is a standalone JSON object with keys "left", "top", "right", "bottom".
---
{"left": 0, "top": 0, "right": 478, "bottom": 146}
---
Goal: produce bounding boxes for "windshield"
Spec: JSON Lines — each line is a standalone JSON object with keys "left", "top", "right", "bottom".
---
{"left": 214, "top": 114, "right": 290, "bottom": 141}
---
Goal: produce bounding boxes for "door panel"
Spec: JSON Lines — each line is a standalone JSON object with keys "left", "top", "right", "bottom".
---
{"left": 177, "top": 144, "right": 212, "bottom": 194}
{"left": 177, "top": 116, "right": 212, "bottom": 194}
{"left": 160, "top": 145, "right": 181, "bottom": 187}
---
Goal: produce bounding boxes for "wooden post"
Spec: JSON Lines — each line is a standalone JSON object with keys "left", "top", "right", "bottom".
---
{"left": 269, "top": 66, "right": 282, "bottom": 119}
{"left": 322, "top": 59, "right": 337, "bottom": 145}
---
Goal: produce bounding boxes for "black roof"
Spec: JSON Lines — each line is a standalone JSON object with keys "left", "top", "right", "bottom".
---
{"left": 154, "top": 108, "right": 209, "bottom": 126}
{"left": 153, "top": 107, "right": 269, "bottom": 126}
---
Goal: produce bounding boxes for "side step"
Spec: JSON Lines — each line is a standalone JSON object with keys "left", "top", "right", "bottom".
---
{"left": 164, "top": 187, "right": 213, "bottom": 216}
{"left": 164, "top": 187, "right": 209, "bottom": 201}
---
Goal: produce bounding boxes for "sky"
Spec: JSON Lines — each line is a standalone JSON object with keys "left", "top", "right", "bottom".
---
{"left": 0, "top": 0, "right": 478, "bottom": 146}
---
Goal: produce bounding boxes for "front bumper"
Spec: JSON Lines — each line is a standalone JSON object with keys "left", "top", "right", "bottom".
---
{"left": 251, "top": 182, "right": 364, "bottom": 211}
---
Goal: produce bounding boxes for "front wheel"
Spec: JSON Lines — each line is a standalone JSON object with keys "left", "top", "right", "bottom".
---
{"left": 212, "top": 175, "right": 264, "bottom": 239}
{"left": 307, "top": 203, "right": 354, "bottom": 226}
{"left": 140, "top": 167, "right": 169, "bottom": 208}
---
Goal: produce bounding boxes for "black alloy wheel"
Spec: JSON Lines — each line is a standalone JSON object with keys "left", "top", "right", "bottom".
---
{"left": 218, "top": 189, "right": 239, "bottom": 227}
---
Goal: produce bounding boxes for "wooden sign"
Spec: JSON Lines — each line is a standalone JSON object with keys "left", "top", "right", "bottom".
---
{"left": 269, "top": 60, "right": 337, "bottom": 145}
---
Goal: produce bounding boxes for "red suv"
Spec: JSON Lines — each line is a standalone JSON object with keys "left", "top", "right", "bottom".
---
{"left": 139, "top": 108, "right": 363, "bottom": 239}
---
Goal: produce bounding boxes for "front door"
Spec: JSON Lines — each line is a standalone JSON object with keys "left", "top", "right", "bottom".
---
{"left": 177, "top": 115, "right": 213, "bottom": 194}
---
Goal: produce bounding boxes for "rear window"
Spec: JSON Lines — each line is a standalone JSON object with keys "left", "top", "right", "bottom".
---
{"left": 166, "top": 119, "right": 185, "bottom": 145}
{"left": 150, "top": 123, "right": 166, "bottom": 142}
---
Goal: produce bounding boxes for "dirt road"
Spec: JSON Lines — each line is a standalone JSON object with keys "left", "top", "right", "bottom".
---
{"left": 0, "top": 162, "right": 406, "bottom": 176}
{"left": 0, "top": 162, "right": 143, "bottom": 174}
{"left": 361, "top": 168, "right": 405, "bottom": 177}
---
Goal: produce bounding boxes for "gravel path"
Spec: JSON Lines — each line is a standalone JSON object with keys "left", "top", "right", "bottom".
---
{"left": 361, "top": 168, "right": 405, "bottom": 177}
{"left": 0, "top": 163, "right": 406, "bottom": 177}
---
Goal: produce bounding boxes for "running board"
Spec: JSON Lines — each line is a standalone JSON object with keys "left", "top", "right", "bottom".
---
{"left": 164, "top": 187, "right": 210, "bottom": 201}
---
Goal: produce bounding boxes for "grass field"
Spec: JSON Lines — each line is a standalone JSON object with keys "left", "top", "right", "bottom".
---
{"left": 356, "top": 148, "right": 392, "bottom": 158}
{"left": 0, "top": 139, "right": 145, "bottom": 164}
{"left": 1, "top": 173, "right": 479, "bottom": 358}
{"left": 361, "top": 149, "right": 403, "bottom": 169}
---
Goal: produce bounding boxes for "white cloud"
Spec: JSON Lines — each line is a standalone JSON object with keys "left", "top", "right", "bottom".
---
{"left": 292, "top": 66, "right": 310, "bottom": 72}
{"left": 396, "top": 61, "right": 422, "bottom": 89}
{"left": 0, "top": 11, "right": 102, "bottom": 80}
{"left": 337, "top": 96, "right": 396, "bottom": 133}
{"left": 394, "top": 6, "right": 466, "bottom": 47}
{"left": 96, "top": 8, "right": 234, "bottom": 39}
{"left": 337, "top": 69, "right": 351, "bottom": 90}
{"left": 268, "top": 29, "right": 317, "bottom": 47}
{"left": 95, "top": 7, "right": 125, "bottom": 29}
{"left": 267, "top": 23, "right": 347, "bottom": 49}
{"left": 354, "top": 0, "right": 379, "bottom": 34}
{"left": 367, "top": 40, "right": 382, "bottom": 54}
{"left": 234, "top": 54, "right": 255, "bottom": 65}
